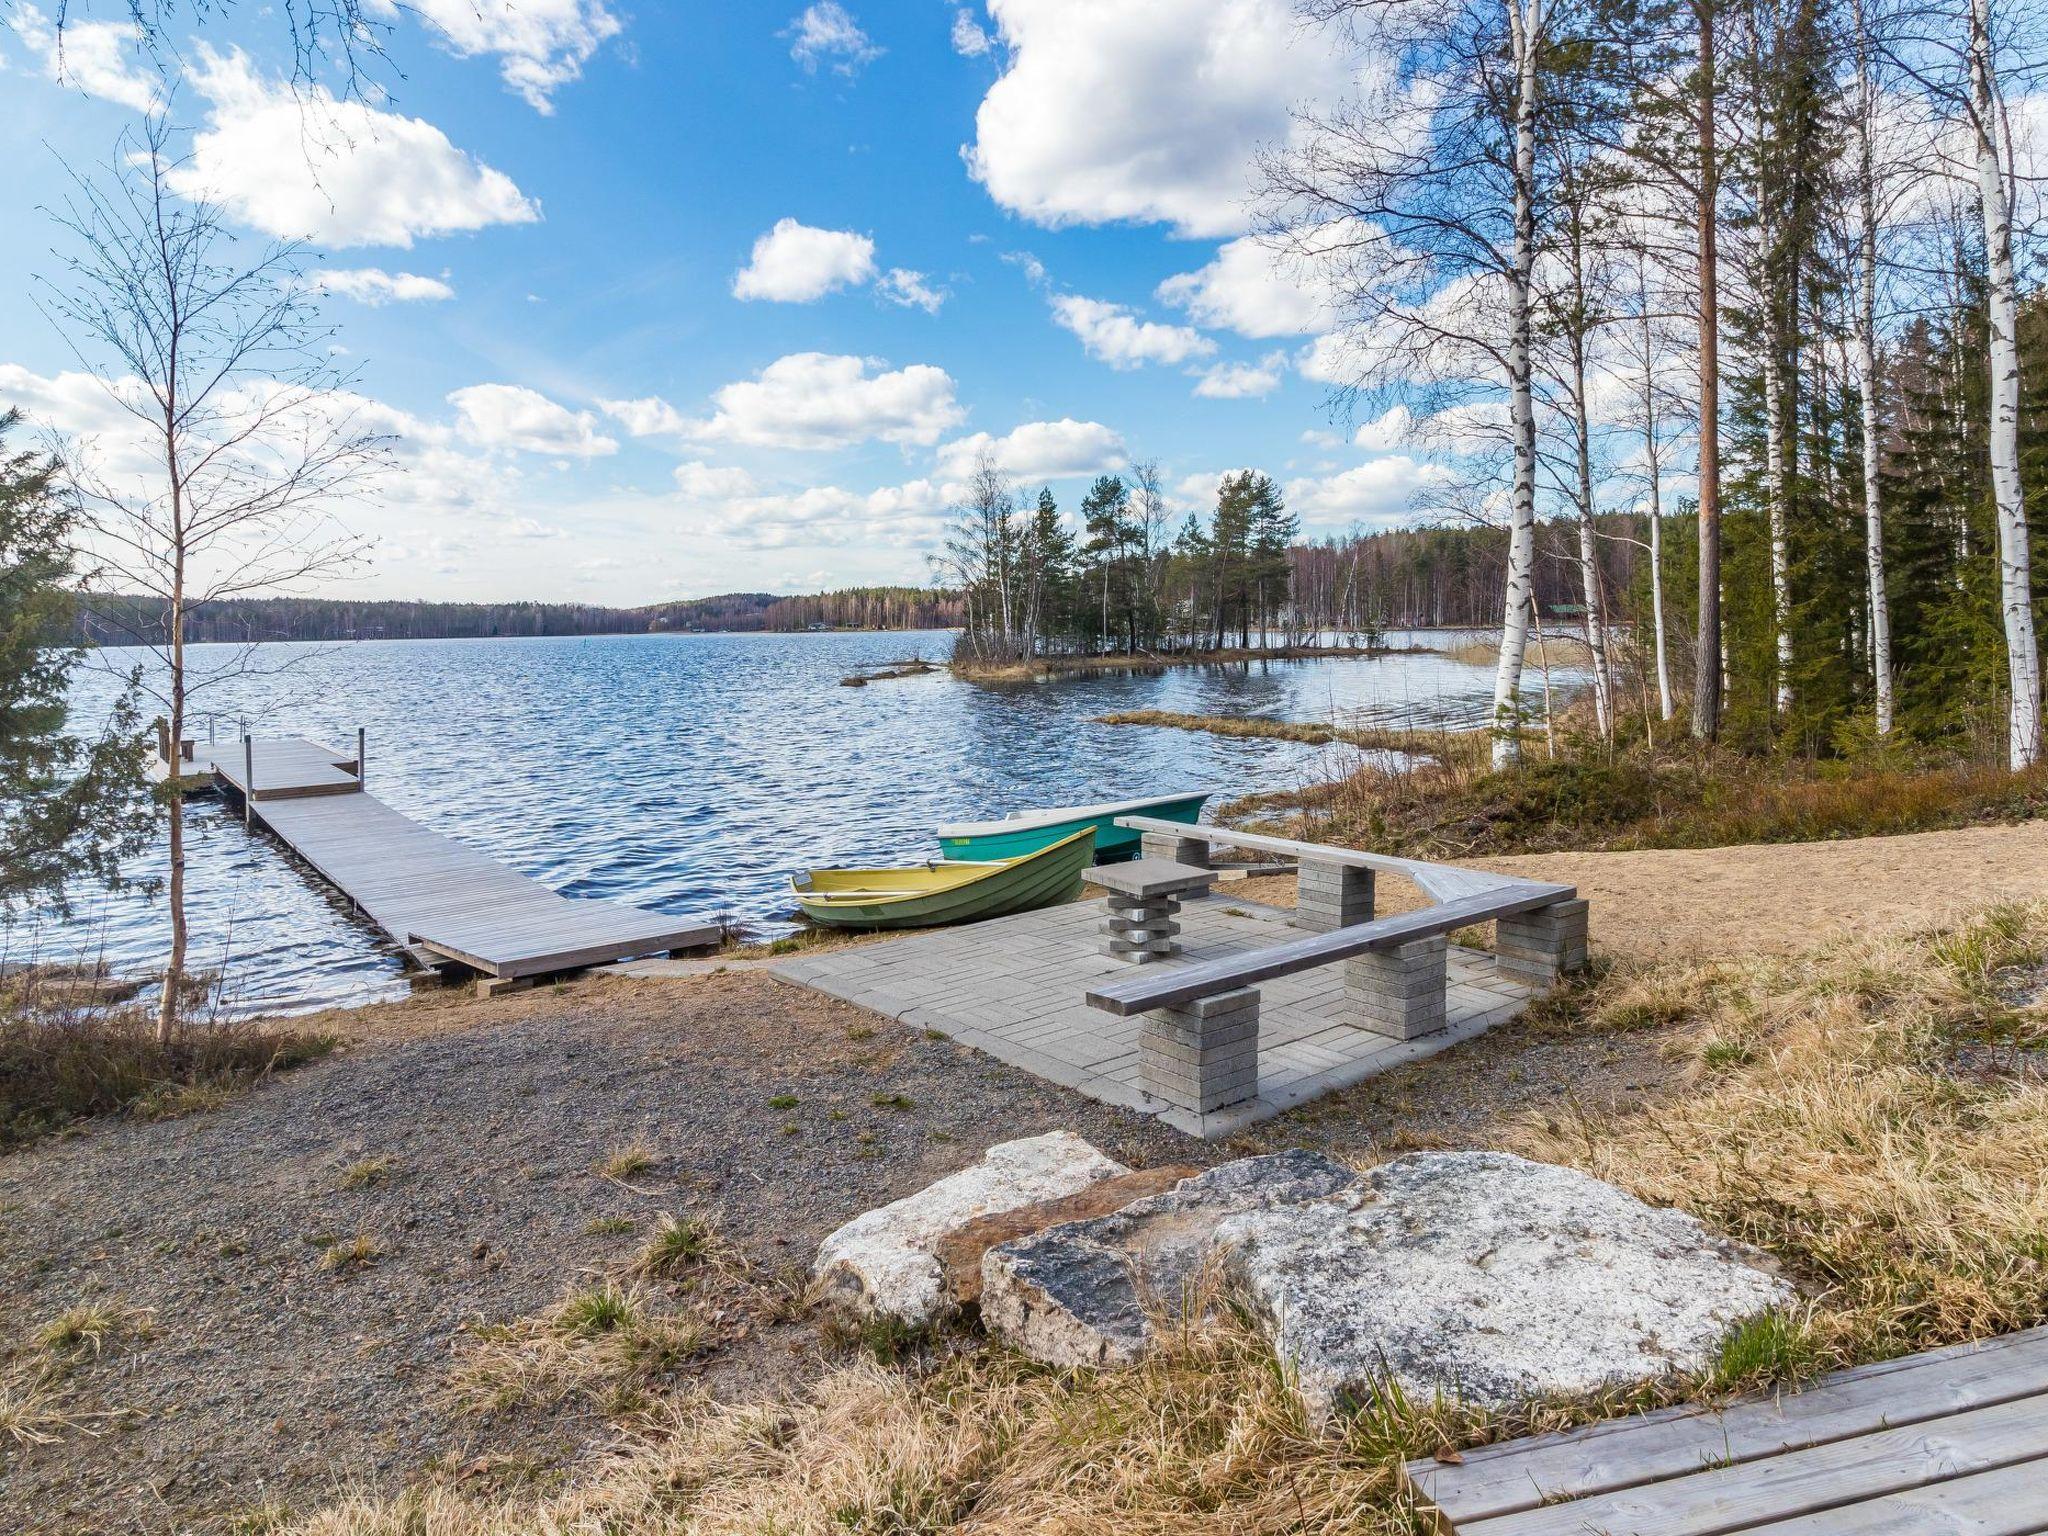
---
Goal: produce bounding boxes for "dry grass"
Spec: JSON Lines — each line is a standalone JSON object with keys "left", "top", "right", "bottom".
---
{"left": 1249, "top": 733, "right": 2048, "bottom": 862}
{"left": 955, "top": 641, "right": 1394, "bottom": 683}
{"left": 338, "top": 1157, "right": 394, "bottom": 1190}
{"left": 1509, "top": 901, "right": 2048, "bottom": 1373}
{"left": 284, "top": 904, "right": 2048, "bottom": 1534}
{"left": 318, "top": 1233, "right": 385, "bottom": 1273}
{"left": 33, "top": 1299, "right": 152, "bottom": 1361}
{"left": 451, "top": 1279, "right": 714, "bottom": 1416}
{"left": 0, "top": 1005, "right": 336, "bottom": 1149}
{"left": 1441, "top": 634, "right": 1590, "bottom": 669}
{"left": 633, "top": 1213, "right": 724, "bottom": 1279}
{"left": 1096, "top": 709, "right": 1491, "bottom": 773}
{"left": 596, "top": 1139, "right": 656, "bottom": 1181}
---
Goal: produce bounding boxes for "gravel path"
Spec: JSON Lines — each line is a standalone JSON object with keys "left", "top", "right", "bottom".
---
{"left": 0, "top": 973, "right": 1200, "bottom": 1534}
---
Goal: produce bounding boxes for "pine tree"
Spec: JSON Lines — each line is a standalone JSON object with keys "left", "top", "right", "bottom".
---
{"left": 0, "top": 411, "right": 155, "bottom": 917}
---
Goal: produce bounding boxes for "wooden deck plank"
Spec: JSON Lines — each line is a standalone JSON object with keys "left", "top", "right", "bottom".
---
{"left": 1411, "top": 1328, "right": 2048, "bottom": 1523}
{"left": 197, "top": 738, "right": 719, "bottom": 978}
{"left": 1747, "top": 1456, "right": 2048, "bottom": 1534}
{"left": 1462, "top": 1392, "right": 2048, "bottom": 1536}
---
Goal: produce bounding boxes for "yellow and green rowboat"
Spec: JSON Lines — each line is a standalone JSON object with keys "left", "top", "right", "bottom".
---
{"left": 791, "top": 827, "right": 1096, "bottom": 930}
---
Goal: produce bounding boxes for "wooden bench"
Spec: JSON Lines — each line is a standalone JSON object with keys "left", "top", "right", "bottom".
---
{"left": 1406, "top": 1324, "right": 2048, "bottom": 1533}
{"left": 1098, "top": 817, "right": 1586, "bottom": 1120}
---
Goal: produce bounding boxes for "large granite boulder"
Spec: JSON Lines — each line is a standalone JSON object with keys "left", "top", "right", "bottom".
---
{"left": 980, "top": 1150, "right": 1359, "bottom": 1367}
{"left": 934, "top": 1165, "right": 1200, "bottom": 1309}
{"left": 813, "top": 1132, "right": 1127, "bottom": 1324}
{"left": 1219, "top": 1151, "right": 1797, "bottom": 1416}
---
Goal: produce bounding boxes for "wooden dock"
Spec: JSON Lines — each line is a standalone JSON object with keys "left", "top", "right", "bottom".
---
{"left": 1406, "top": 1325, "right": 2048, "bottom": 1534}
{"left": 165, "top": 735, "right": 718, "bottom": 981}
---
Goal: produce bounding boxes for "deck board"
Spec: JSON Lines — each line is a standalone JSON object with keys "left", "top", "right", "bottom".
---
{"left": 1409, "top": 1327, "right": 2048, "bottom": 1536}
{"left": 175, "top": 737, "right": 718, "bottom": 978}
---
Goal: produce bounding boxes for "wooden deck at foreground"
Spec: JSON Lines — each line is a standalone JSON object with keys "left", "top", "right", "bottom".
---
{"left": 1407, "top": 1324, "right": 2048, "bottom": 1534}
{"left": 167, "top": 736, "right": 718, "bottom": 980}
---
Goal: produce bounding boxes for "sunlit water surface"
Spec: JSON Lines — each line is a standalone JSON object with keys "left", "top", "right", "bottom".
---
{"left": 15, "top": 629, "right": 1570, "bottom": 1013}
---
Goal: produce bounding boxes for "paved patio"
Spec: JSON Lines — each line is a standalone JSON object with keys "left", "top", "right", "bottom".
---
{"left": 772, "top": 892, "right": 1538, "bottom": 1136}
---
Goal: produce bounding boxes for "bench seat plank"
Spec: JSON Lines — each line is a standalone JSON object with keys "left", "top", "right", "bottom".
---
{"left": 1085, "top": 882, "right": 1573, "bottom": 1015}
{"left": 1115, "top": 814, "right": 1541, "bottom": 905}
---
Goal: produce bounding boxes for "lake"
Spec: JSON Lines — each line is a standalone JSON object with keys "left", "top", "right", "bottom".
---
{"left": 18, "top": 629, "right": 1556, "bottom": 1014}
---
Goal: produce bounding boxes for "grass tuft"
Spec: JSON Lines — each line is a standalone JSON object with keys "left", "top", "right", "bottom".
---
{"left": 34, "top": 1300, "right": 151, "bottom": 1360}
{"left": 318, "top": 1233, "right": 384, "bottom": 1273}
{"left": 635, "top": 1214, "right": 720, "bottom": 1278}
{"left": 597, "top": 1139, "right": 656, "bottom": 1181}
{"left": 337, "top": 1157, "right": 393, "bottom": 1190}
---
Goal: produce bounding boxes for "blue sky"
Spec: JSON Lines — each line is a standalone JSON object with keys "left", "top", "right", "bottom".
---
{"left": 0, "top": 0, "right": 1431, "bottom": 603}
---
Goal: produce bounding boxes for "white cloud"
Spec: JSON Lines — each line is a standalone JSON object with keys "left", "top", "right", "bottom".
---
{"left": 965, "top": 0, "right": 1357, "bottom": 238}
{"left": 1285, "top": 457, "right": 1444, "bottom": 528}
{"left": 732, "top": 218, "right": 878, "bottom": 303}
{"left": 1050, "top": 294, "right": 1214, "bottom": 369}
{"left": 950, "top": 8, "right": 993, "bottom": 55}
{"left": 1157, "top": 234, "right": 1332, "bottom": 338}
{"left": 389, "top": 0, "right": 621, "bottom": 113}
{"left": 1300, "top": 427, "right": 1342, "bottom": 448}
{"left": 877, "top": 267, "right": 948, "bottom": 313}
{"left": 449, "top": 384, "right": 618, "bottom": 457}
{"left": 8, "top": 3, "right": 160, "bottom": 109}
{"left": 1192, "top": 353, "right": 1285, "bottom": 399}
{"left": 691, "top": 352, "right": 965, "bottom": 450}
{"left": 1352, "top": 405, "right": 1413, "bottom": 451}
{"left": 672, "top": 461, "right": 759, "bottom": 499}
{"left": 311, "top": 268, "right": 455, "bottom": 305}
{"left": 712, "top": 477, "right": 954, "bottom": 549}
{"left": 172, "top": 48, "right": 538, "bottom": 248}
{"left": 785, "top": 2, "right": 882, "bottom": 75}
{"left": 936, "top": 418, "right": 1126, "bottom": 481}
{"left": 599, "top": 396, "right": 691, "bottom": 439}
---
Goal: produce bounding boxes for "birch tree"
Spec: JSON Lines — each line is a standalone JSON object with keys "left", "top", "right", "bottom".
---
{"left": 38, "top": 120, "right": 378, "bottom": 1039}
{"left": 1848, "top": 0, "right": 1895, "bottom": 735}
{"left": 1964, "top": 0, "right": 2041, "bottom": 767}
{"left": 1265, "top": 0, "right": 1566, "bottom": 767}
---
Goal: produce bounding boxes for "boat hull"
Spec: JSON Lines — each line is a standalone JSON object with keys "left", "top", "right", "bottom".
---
{"left": 794, "top": 828, "right": 1096, "bottom": 930}
{"left": 937, "top": 792, "right": 1208, "bottom": 864}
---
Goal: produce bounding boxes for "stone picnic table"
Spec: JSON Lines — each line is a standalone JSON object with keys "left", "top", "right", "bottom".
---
{"left": 1088, "top": 857, "right": 1219, "bottom": 965}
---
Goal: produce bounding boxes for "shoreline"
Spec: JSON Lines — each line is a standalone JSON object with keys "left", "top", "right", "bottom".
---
{"left": 952, "top": 641, "right": 1438, "bottom": 682}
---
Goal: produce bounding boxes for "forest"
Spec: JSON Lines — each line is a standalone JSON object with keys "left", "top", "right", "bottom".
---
{"left": 68, "top": 585, "right": 964, "bottom": 646}
{"left": 940, "top": 0, "right": 2047, "bottom": 768}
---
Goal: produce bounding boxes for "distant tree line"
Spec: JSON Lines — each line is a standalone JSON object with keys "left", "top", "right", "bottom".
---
{"left": 69, "top": 586, "right": 965, "bottom": 647}
{"left": 935, "top": 448, "right": 1649, "bottom": 664}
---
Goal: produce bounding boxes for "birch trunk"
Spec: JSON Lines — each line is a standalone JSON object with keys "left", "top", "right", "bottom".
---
{"left": 1852, "top": 0, "right": 1893, "bottom": 735}
{"left": 1571, "top": 344, "right": 1615, "bottom": 737}
{"left": 1763, "top": 348, "right": 1794, "bottom": 713}
{"left": 1492, "top": 0, "right": 1543, "bottom": 769}
{"left": 1969, "top": 0, "right": 2040, "bottom": 768}
{"left": 1692, "top": 0, "right": 1724, "bottom": 739}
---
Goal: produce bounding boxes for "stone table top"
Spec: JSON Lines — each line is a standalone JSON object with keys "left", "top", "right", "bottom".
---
{"left": 1088, "top": 859, "right": 1219, "bottom": 899}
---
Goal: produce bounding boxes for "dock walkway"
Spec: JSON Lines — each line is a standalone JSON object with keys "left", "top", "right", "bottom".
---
{"left": 1407, "top": 1324, "right": 2048, "bottom": 1534}
{"left": 170, "top": 736, "right": 717, "bottom": 980}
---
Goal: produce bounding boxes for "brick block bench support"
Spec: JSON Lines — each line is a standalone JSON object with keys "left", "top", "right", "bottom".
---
{"left": 1140, "top": 986, "right": 1260, "bottom": 1114}
{"left": 1495, "top": 898, "right": 1590, "bottom": 985}
{"left": 1296, "top": 861, "right": 1376, "bottom": 933}
{"left": 1140, "top": 830, "right": 1211, "bottom": 867}
{"left": 1344, "top": 934, "right": 1447, "bottom": 1039}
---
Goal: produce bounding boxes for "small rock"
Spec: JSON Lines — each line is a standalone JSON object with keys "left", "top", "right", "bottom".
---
{"left": 1220, "top": 1151, "right": 1797, "bottom": 1417}
{"left": 813, "top": 1132, "right": 1127, "bottom": 1324}
{"left": 934, "top": 1164, "right": 1200, "bottom": 1308}
{"left": 980, "top": 1150, "right": 1358, "bottom": 1367}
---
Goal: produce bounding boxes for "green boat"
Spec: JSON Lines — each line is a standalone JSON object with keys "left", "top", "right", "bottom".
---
{"left": 792, "top": 827, "right": 1096, "bottom": 930}
{"left": 936, "top": 791, "right": 1210, "bottom": 864}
